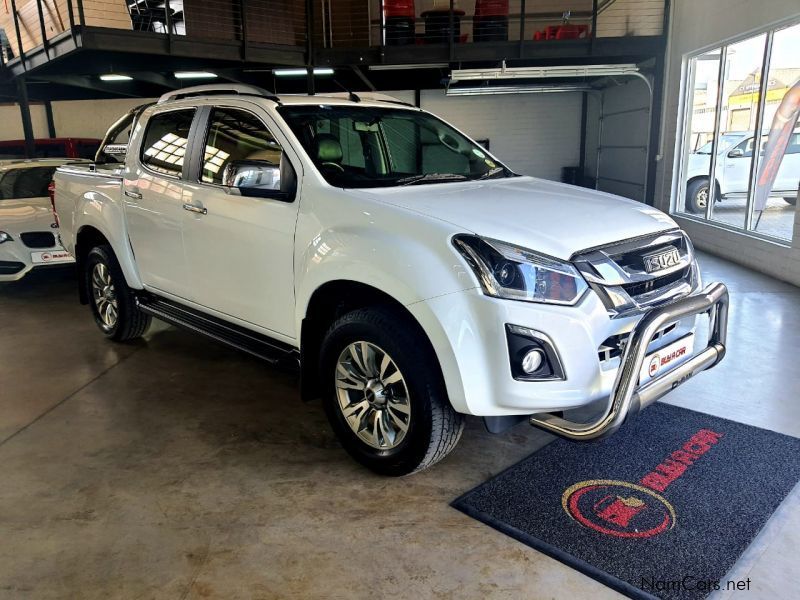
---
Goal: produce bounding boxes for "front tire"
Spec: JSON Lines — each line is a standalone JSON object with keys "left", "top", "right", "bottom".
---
{"left": 784, "top": 196, "right": 797, "bottom": 206}
{"left": 320, "top": 307, "right": 464, "bottom": 476}
{"left": 84, "top": 245, "right": 150, "bottom": 341}
{"left": 686, "top": 178, "right": 710, "bottom": 214}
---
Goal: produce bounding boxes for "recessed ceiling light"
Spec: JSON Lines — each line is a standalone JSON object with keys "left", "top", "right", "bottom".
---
{"left": 100, "top": 74, "right": 133, "bottom": 82}
{"left": 273, "top": 67, "right": 334, "bottom": 77}
{"left": 174, "top": 71, "right": 218, "bottom": 80}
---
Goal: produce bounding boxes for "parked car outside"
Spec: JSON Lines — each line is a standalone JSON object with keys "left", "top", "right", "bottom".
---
{"left": 684, "top": 130, "right": 800, "bottom": 213}
{"left": 54, "top": 86, "right": 729, "bottom": 475}
{"left": 0, "top": 159, "right": 83, "bottom": 282}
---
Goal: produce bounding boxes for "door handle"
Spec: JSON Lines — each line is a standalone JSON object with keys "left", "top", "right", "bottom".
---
{"left": 183, "top": 203, "right": 208, "bottom": 215}
{"left": 124, "top": 190, "right": 143, "bottom": 200}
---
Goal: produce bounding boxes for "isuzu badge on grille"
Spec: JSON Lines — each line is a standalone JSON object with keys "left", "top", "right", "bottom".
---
{"left": 643, "top": 247, "right": 681, "bottom": 274}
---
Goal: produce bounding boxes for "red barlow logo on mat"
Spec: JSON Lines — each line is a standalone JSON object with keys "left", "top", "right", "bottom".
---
{"left": 562, "top": 429, "right": 723, "bottom": 538}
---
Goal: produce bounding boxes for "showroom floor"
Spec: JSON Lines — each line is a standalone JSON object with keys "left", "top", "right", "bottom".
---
{"left": 1, "top": 252, "right": 798, "bottom": 599}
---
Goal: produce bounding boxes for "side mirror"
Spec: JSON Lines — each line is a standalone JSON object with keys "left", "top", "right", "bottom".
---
{"left": 222, "top": 158, "right": 296, "bottom": 202}
{"left": 222, "top": 160, "right": 281, "bottom": 191}
{"left": 728, "top": 148, "right": 744, "bottom": 158}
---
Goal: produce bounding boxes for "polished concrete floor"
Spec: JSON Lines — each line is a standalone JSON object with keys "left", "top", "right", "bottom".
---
{"left": 1, "top": 252, "right": 798, "bottom": 599}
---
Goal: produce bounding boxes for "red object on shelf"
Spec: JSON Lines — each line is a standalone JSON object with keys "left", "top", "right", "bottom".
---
{"left": 556, "top": 24, "right": 589, "bottom": 39}
{"left": 384, "top": 0, "right": 415, "bottom": 18}
{"left": 533, "top": 24, "right": 590, "bottom": 41}
{"left": 474, "top": 0, "right": 509, "bottom": 18}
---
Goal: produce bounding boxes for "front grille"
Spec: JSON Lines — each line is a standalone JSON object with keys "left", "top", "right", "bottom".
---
{"left": 572, "top": 230, "right": 697, "bottom": 317}
{"left": 0, "top": 261, "right": 25, "bottom": 275}
{"left": 598, "top": 323, "right": 677, "bottom": 363}
{"left": 20, "top": 232, "right": 56, "bottom": 248}
{"left": 622, "top": 267, "right": 690, "bottom": 298}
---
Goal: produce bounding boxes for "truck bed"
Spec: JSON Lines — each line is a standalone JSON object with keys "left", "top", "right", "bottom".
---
{"left": 53, "top": 163, "right": 124, "bottom": 257}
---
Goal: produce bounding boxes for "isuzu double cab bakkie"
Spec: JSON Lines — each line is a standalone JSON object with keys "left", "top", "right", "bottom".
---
{"left": 53, "top": 85, "right": 729, "bottom": 475}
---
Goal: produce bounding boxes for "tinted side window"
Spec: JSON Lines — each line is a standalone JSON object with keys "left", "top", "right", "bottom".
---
{"left": 0, "top": 167, "right": 56, "bottom": 200}
{"left": 140, "top": 109, "right": 196, "bottom": 177}
{"left": 202, "top": 108, "right": 283, "bottom": 185}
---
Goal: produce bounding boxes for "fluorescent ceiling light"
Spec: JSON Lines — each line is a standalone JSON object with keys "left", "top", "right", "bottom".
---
{"left": 450, "top": 63, "right": 640, "bottom": 83}
{"left": 174, "top": 71, "right": 218, "bottom": 80}
{"left": 446, "top": 84, "right": 593, "bottom": 96}
{"left": 369, "top": 63, "right": 449, "bottom": 71}
{"left": 273, "top": 67, "right": 335, "bottom": 77}
{"left": 100, "top": 74, "right": 132, "bottom": 82}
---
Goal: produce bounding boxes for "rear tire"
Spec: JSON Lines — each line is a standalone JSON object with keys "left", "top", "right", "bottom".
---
{"left": 686, "top": 178, "right": 710, "bottom": 214}
{"left": 84, "top": 245, "right": 150, "bottom": 341}
{"left": 784, "top": 197, "right": 797, "bottom": 206}
{"left": 319, "top": 307, "right": 464, "bottom": 476}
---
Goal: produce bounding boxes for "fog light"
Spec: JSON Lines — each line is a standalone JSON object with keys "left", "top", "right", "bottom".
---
{"left": 521, "top": 348, "right": 544, "bottom": 374}
{"left": 505, "top": 324, "right": 566, "bottom": 381}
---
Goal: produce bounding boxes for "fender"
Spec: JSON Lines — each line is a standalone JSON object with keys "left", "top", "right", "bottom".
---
{"left": 294, "top": 190, "right": 479, "bottom": 413}
{"left": 74, "top": 187, "right": 144, "bottom": 290}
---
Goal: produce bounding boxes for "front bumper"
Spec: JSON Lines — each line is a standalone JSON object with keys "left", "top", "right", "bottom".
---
{"left": 408, "top": 281, "right": 728, "bottom": 420}
{"left": 0, "top": 241, "right": 74, "bottom": 282}
{"left": 529, "top": 282, "right": 728, "bottom": 440}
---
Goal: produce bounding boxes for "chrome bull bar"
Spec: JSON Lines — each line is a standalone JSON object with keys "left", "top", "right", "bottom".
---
{"left": 529, "top": 282, "right": 729, "bottom": 441}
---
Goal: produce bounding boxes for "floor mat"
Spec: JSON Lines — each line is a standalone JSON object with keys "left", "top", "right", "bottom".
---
{"left": 452, "top": 403, "right": 800, "bottom": 600}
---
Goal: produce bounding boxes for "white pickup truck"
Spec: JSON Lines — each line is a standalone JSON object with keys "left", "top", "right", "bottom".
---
{"left": 54, "top": 85, "right": 729, "bottom": 475}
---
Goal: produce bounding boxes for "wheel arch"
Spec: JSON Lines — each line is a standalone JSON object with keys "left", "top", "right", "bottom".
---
{"left": 299, "top": 280, "right": 448, "bottom": 404}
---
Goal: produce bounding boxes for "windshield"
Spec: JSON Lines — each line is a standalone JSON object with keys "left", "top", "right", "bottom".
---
{"left": 277, "top": 105, "right": 515, "bottom": 188}
{"left": 694, "top": 134, "right": 747, "bottom": 155}
{"left": 0, "top": 166, "right": 57, "bottom": 200}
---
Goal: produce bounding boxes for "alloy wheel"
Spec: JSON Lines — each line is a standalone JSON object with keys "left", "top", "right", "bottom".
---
{"left": 696, "top": 186, "right": 708, "bottom": 209}
{"left": 334, "top": 341, "right": 411, "bottom": 450}
{"left": 91, "top": 262, "right": 118, "bottom": 329}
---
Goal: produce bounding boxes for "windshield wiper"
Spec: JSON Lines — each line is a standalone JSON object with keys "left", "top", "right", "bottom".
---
{"left": 477, "top": 166, "right": 507, "bottom": 180}
{"left": 396, "top": 173, "right": 469, "bottom": 186}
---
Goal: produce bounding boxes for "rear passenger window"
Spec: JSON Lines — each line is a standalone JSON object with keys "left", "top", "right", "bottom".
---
{"left": 140, "top": 109, "right": 196, "bottom": 177}
{"left": 202, "top": 107, "right": 284, "bottom": 185}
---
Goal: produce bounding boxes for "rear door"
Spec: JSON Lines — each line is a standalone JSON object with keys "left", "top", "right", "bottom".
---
{"left": 180, "top": 103, "right": 301, "bottom": 338}
{"left": 124, "top": 107, "right": 197, "bottom": 299}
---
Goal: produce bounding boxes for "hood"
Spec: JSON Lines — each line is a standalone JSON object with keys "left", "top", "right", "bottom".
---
{"left": 355, "top": 176, "right": 678, "bottom": 260}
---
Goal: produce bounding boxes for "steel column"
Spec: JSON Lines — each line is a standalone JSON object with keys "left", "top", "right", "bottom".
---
{"left": 16, "top": 78, "right": 36, "bottom": 158}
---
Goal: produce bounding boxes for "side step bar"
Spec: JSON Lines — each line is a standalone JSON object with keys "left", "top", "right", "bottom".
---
{"left": 529, "top": 282, "right": 729, "bottom": 441}
{"left": 136, "top": 295, "right": 300, "bottom": 369}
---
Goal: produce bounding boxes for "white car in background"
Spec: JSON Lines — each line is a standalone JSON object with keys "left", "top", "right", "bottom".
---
{"left": 684, "top": 130, "right": 800, "bottom": 213}
{"left": 0, "top": 159, "right": 79, "bottom": 282}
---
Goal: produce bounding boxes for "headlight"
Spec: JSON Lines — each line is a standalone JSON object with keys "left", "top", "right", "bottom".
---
{"left": 453, "top": 235, "right": 588, "bottom": 305}
{"left": 0, "top": 231, "right": 13, "bottom": 244}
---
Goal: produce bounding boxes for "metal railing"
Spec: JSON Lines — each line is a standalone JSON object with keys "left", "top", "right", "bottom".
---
{"left": 0, "top": 0, "right": 308, "bottom": 67}
{"left": 317, "top": 0, "right": 665, "bottom": 50}
{"left": 0, "top": 0, "right": 665, "bottom": 70}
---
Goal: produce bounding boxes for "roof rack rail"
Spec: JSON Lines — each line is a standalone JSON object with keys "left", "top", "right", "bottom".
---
{"left": 323, "top": 91, "right": 416, "bottom": 107}
{"left": 158, "top": 84, "right": 280, "bottom": 104}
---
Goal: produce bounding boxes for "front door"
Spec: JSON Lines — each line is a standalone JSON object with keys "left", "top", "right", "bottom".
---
{"left": 181, "top": 105, "right": 300, "bottom": 338}
{"left": 124, "top": 107, "right": 196, "bottom": 299}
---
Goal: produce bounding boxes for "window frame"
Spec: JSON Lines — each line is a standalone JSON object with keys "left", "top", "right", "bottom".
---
{"left": 138, "top": 106, "right": 199, "bottom": 181}
{"left": 188, "top": 104, "right": 298, "bottom": 203}
{"left": 673, "top": 15, "right": 800, "bottom": 243}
